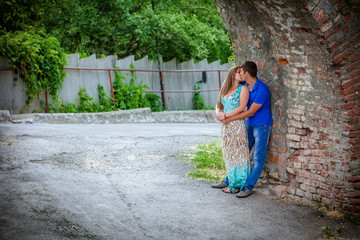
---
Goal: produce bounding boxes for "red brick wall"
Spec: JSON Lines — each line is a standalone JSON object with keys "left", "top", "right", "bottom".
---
{"left": 215, "top": 0, "right": 359, "bottom": 215}
{"left": 301, "top": 0, "right": 360, "bottom": 214}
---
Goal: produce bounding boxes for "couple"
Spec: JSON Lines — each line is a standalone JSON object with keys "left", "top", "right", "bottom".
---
{"left": 213, "top": 61, "right": 272, "bottom": 198}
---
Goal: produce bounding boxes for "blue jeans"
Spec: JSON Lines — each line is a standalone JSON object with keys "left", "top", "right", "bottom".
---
{"left": 224, "top": 124, "right": 271, "bottom": 190}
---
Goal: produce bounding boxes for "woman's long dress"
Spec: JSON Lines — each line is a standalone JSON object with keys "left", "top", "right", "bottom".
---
{"left": 221, "top": 84, "right": 250, "bottom": 192}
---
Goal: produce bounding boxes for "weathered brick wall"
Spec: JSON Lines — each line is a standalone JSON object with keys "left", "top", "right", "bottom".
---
{"left": 215, "top": 0, "right": 359, "bottom": 215}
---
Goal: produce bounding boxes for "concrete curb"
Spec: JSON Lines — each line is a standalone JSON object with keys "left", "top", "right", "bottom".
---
{"left": 7, "top": 108, "right": 218, "bottom": 124}
{"left": 0, "top": 110, "right": 12, "bottom": 123}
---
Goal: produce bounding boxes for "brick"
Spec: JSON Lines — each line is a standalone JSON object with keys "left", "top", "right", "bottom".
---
{"left": 270, "top": 153, "right": 278, "bottom": 164}
{"left": 346, "top": 116, "right": 359, "bottom": 124}
{"left": 348, "top": 138, "right": 360, "bottom": 145}
{"left": 324, "top": 29, "right": 335, "bottom": 39}
{"left": 332, "top": 201, "right": 341, "bottom": 209}
{"left": 351, "top": 153, "right": 360, "bottom": 160}
{"left": 279, "top": 59, "right": 288, "bottom": 65}
{"left": 350, "top": 54, "right": 360, "bottom": 62}
{"left": 312, "top": 150, "right": 319, "bottom": 157}
{"left": 317, "top": 188, "right": 332, "bottom": 198}
{"left": 341, "top": 74, "right": 360, "bottom": 89}
{"left": 320, "top": 183, "right": 332, "bottom": 191}
{"left": 314, "top": 174, "right": 326, "bottom": 182}
{"left": 296, "top": 189, "right": 305, "bottom": 197}
{"left": 315, "top": 164, "right": 322, "bottom": 170}
{"left": 342, "top": 86, "right": 355, "bottom": 96}
{"left": 348, "top": 198, "right": 360, "bottom": 205}
{"left": 343, "top": 25, "right": 349, "bottom": 34}
{"left": 296, "top": 176, "right": 304, "bottom": 183}
{"left": 344, "top": 15, "right": 352, "bottom": 23}
{"left": 306, "top": 0, "right": 321, "bottom": 11}
{"left": 329, "top": 37, "right": 346, "bottom": 52}
{"left": 306, "top": 179, "right": 320, "bottom": 187}
{"left": 338, "top": 0, "right": 345, "bottom": 11}
{"left": 333, "top": 49, "right": 355, "bottom": 64}
{"left": 319, "top": 151, "right": 330, "bottom": 157}
{"left": 321, "top": 22, "right": 333, "bottom": 33}
{"left": 342, "top": 101, "right": 356, "bottom": 110}
{"left": 298, "top": 67, "right": 307, "bottom": 74}
{"left": 344, "top": 92, "right": 360, "bottom": 102}
{"left": 318, "top": 15, "right": 330, "bottom": 25}
{"left": 299, "top": 170, "right": 314, "bottom": 179}
{"left": 287, "top": 186, "right": 296, "bottom": 195}
{"left": 351, "top": 69, "right": 360, "bottom": 78}
{"left": 286, "top": 134, "right": 301, "bottom": 142}
{"left": 350, "top": 29, "right": 359, "bottom": 38}
{"left": 348, "top": 109, "right": 360, "bottom": 117}
{"left": 278, "top": 153, "right": 285, "bottom": 170}
{"left": 300, "top": 142, "right": 309, "bottom": 148}
{"left": 258, "top": 61, "right": 264, "bottom": 69}
{"left": 294, "top": 162, "right": 302, "bottom": 169}
{"left": 321, "top": 170, "right": 328, "bottom": 177}
{"left": 314, "top": 8, "right": 324, "bottom": 20}
{"left": 342, "top": 205, "right": 360, "bottom": 213}
{"left": 342, "top": 40, "right": 353, "bottom": 51}
{"left": 287, "top": 141, "right": 300, "bottom": 149}
{"left": 304, "top": 191, "right": 314, "bottom": 199}
{"left": 340, "top": 190, "right": 360, "bottom": 197}
{"left": 344, "top": 124, "right": 360, "bottom": 131}
{"left": 349, "top": 183, "right": 360, "bottom": 189}
{"left": 346, "top": 62, "right": 359, "bottom": 72}
{"left": 334, "top": 196, "right": 347, "bottom": 203}
{"left": 296, "top": 128, "right": 307, "bottom": 136}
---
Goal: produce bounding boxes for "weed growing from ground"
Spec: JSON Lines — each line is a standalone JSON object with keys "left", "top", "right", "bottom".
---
{"left": 321, "top": 226, "right": 345, "bottom": 238}
{"left": 182, "top": 141, "right": 226, "bottom": 182}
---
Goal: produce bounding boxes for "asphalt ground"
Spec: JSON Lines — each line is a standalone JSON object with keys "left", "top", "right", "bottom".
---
{"left": 0, "top": 124, "right": 359, "bottom": 240}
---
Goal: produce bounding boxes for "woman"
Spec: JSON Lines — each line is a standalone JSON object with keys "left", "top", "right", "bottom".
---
{"left": 215, "top": 66, "right": 250, "bottom": 194}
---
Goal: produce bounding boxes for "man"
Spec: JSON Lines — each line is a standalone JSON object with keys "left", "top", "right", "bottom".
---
{"left": 212, "top": 61, "right": 273, "bottom": 198}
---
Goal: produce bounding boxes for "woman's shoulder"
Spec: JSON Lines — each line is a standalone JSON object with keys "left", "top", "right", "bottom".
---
{"left": 239, "top": 83, "right": 249, "bottom": 92}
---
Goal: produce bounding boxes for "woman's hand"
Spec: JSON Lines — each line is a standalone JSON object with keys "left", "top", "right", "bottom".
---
{"left": 216, "top": 112, "right": 225, "bottom": 121}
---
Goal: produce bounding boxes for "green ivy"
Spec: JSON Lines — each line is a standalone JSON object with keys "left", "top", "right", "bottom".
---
{"left": 192, "top": 82, "right": 213, "bottom": 110}
{"left": 0, "top": 28, "right": 67, "bottom": 105}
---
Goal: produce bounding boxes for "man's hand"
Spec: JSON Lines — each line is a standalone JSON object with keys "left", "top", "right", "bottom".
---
{"left": 220, "top": 118, "right": 230, "bottom": 124}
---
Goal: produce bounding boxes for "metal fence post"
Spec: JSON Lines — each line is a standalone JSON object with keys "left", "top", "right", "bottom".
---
{"left": 108, "top": 70, "right": 115, "bottom": 106}
{"left": 160, "top": 70, "right": 166, "bottom": 107}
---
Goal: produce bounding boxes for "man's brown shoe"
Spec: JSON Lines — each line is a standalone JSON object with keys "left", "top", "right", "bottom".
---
{"left": 236, "top": 189, "right": 253, "bottom": 198}
{"left": 211, "top": 182, "right": 228, "bottom": 188}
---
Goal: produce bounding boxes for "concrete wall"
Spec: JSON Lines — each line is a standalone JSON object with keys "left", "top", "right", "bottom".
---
{"left": 0, "top": 54, "right": 233, "bottom": 114}
{"left": 215, "top": 0, "right": 359, "bottom": 215}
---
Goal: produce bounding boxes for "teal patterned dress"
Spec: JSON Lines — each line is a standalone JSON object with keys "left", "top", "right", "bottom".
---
{"left": 220, "top": 84, "right": 250, "bottom": 192}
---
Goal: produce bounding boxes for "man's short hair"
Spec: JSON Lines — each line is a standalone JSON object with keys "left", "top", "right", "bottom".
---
{"left": 241, "top": 61, "right": 257, "bottom": 78}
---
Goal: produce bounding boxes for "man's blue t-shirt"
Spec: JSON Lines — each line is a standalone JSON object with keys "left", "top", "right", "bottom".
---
{"left": 246, "top": 78, "right": 273, "bottom": 125}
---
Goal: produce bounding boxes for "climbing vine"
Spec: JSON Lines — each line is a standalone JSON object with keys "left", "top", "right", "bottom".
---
{"left": 192, "top": 82, "right": 213, "bottom": 110}
{"left": 0, "top": 28, "right": 67, "bottom": 105}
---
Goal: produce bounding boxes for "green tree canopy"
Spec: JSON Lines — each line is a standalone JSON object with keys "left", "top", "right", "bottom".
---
{"left": 1, "top": 0, "right": 232, "bottom": 63}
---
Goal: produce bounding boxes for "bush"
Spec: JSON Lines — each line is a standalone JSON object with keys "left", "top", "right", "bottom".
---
{"left": 145, "top": 93, "right": 166, "bottom": 112}
{"left": 113, "top": 65, "right": 151, "bottom": 110}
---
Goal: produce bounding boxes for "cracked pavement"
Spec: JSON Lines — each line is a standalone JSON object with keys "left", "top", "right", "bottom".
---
{"left": 0, "top": 124, "right": 359, "bottom": 240}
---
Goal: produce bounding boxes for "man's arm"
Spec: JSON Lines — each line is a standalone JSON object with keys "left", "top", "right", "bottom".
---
{"left": 221, "top": 103, "right": 262, "bottom": 124}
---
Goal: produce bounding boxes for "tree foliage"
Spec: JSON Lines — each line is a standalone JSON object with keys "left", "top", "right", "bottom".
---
{"left": 1, "top": 0, "right": 232, "bottom": 64}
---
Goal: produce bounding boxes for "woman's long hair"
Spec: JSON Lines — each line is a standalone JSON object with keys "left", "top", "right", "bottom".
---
{"left": 216, "top": 65, "right": 240, "bottom": 110}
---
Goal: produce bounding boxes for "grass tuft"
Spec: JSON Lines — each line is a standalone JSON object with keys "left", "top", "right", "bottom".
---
{"left": 184, "top": 141, "right": 226, "bottom": 182}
